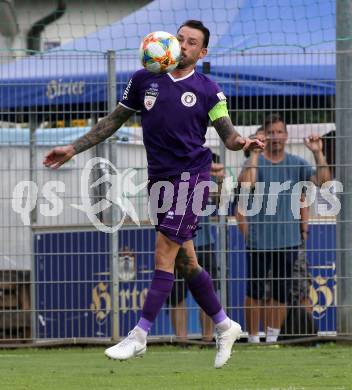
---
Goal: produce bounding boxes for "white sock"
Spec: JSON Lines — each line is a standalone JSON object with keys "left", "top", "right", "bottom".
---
{"left": 215, "top": 317, "right": 232, "bottom": 332}
{"left": 134, "top": 326, "right": 148, "bottom": 342}
{"left": 266, "top": 327, "right": 280, "bottom": 343}
{"left": 248, "top": 335, "right": 260, "bottom": 344}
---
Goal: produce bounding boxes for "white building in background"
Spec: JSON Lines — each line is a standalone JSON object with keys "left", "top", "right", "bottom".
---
{"left": 0, "top": 0, "right": 151, "bottom": 64}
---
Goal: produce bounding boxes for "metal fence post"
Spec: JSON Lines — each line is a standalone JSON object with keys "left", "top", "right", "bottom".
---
{"left": 219, "top": 142, "right": 227, "bottom": 308}
{"left": 107, "top": 50, "right": 120, "bottom": 341}
{"left": 336, "top": 0, "right": 352, "bottom": 334}
{"left": 29, "top": 115, "right": 37, "bottom": 341}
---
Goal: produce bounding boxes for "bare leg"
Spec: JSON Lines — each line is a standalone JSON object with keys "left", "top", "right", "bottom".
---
{"left": 170, "top": 300, "right": 188, "bottom": 340}
{"left": 265, "top": 298, "right": 286, "bottom": 330}
{"left": 154, "top": 232, "right": 180, "bottom": 272}
{"left": 200, "top": 309, "right": 214, "bottom": 341}
{"left": 300, "top": 297, "right": 313, "bottom": 314}
{"left": 245, "top": 296, "right": 262, "bottom": 336}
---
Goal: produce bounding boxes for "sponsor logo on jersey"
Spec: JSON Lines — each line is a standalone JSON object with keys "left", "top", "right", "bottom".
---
{"left": 181, "top": 92, "right": 197, "bottom": 107}
{"left": 122, "top": 79, "right": 133, "bottom": 100}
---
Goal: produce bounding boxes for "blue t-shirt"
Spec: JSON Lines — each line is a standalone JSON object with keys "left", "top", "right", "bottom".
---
{"left": 120, "top": 69, "right": 225, "bottom": 178}
{"left": 193, "top": 174, "right": 219, "bottom": 248}
{"left": 245, "top": 153, "right": 314, "bottom": 250}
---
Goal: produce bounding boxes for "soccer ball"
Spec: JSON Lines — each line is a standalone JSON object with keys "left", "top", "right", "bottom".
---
{"left": 139, "top": 31, "right": 181, "bottom": 73}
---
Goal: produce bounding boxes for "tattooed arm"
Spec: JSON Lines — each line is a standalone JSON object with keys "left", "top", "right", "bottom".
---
{"left": 213, "top": 116, "right": 244, "bottom": 151}
{"left": 212, "top": 116, "right": 264, "bottom": 152}
{"left": 72, "top": 104, "right": 133, "bottom": 154}
{"left": 43, "top": 104, "right": 134, "bottom": 169}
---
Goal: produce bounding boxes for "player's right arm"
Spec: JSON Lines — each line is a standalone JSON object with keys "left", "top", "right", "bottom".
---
{"left": 72, "top": 104, "right": 133, "bottom": 154}
{"left": 44, "top": 69, "right": 144, "bottom": 169}
{"left": 43, "top": 104, "right": 133, "bottom": 169}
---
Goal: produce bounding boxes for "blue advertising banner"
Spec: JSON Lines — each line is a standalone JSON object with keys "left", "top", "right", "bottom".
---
{"left": 306, "top": 222, "right": 336, "bottom": 333}
{"left": 35, "top": 228, "right": 200, "bottom": 338}
{"left": 35, "top": 230, "right": 111, "bottom": 338}
{"left": 35, "top": 222, "right": 336, "bottom": 339}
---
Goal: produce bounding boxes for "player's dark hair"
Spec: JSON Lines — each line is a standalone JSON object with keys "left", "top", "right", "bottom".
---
{"left": 264, "top": 113, "right": 287, "bottom": 132}
{"left": 178, "top": 20, "right": 210, "bottom": 48}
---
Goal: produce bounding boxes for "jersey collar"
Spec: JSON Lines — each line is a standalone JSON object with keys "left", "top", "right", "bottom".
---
{"left": 167, "top": 69, "right": 195, "bottom": 82}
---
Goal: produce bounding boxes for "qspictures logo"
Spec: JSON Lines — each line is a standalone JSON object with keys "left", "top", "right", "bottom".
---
{"left": 11, "top": 157, "right": 343, "bottom": 232}
{"left": 11, "top": 157, "right": 147, "bottom": 232}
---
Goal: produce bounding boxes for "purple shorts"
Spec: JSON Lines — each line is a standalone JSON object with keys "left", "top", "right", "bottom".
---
{"left": 148, "top": 171, "right": 211, "bottom": 245}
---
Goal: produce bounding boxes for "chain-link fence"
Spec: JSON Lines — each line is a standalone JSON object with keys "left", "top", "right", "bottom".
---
{"left": 0, "top": 45, "right": 348, "bottom": 345}
{"left": 0, "top": 0, "right": 351, "bottom": 346}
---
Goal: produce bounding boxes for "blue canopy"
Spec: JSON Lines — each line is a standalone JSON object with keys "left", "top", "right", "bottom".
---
{"left": 0, "top": 0, "right": 336, "bottom": 114}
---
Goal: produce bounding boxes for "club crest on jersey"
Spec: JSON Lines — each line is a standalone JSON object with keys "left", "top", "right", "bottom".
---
{"left": 181, "top": 92, "right": 197, "bottom": 107}
{"left": 144, "top": 88, "right": 159, "bottom": 111}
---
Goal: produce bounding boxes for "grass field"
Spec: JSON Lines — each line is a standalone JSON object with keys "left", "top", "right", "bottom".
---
{"left": 0, "top": 343, "right": 351, "bottom": 390}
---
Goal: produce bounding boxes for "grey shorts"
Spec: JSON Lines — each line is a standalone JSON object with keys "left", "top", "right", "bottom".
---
{"left": 265, "top": 245, "right": 312, "bottom": 302}
{"left": 246, "top": 247, "right": 299, "bottom": 304}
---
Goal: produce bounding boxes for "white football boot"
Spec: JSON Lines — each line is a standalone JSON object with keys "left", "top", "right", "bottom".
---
{"left": 105, "top": 328, "right": 147, "bottom": 361}
{"left": 214, "top": 320, "right": 242, "bottom": 369}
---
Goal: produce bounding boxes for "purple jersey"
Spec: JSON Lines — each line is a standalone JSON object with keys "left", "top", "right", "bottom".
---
{"left": 119, "top": 69, "right": 226, "bottom": 178}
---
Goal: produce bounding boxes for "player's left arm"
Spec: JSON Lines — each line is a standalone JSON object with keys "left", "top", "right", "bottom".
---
{"left": 210, "top": 102, "right": 263, "bottom": 152}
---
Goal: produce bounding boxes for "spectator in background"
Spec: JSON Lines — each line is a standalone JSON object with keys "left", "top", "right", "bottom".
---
{"left": 236, "top": 127, "right": 264, "bottom": 237}
{"left": 235, "top": 177, "right": 314, "bottom": 340}
{"left": 237, "top": 113, "right": 330, "bottom": 343}
{"left": 321, "top": 130, "right": 336, "bottom": 178}
{"left": 170, "top": 156, "right": 224, "bottom": 341}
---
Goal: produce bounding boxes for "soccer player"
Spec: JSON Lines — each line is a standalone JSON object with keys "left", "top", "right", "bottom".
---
{"left": 43, "top": 20, "right": 263, "bottom": 368}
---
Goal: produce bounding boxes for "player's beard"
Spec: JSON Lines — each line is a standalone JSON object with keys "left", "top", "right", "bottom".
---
{"left": 177, "top": 56, "right": 187, "bottom": 69}
{"left": 176, "top": 61, "right": 187, "bottom": 69}
{"left": 177, "top": 53, "right": 194, "bottom": 69}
